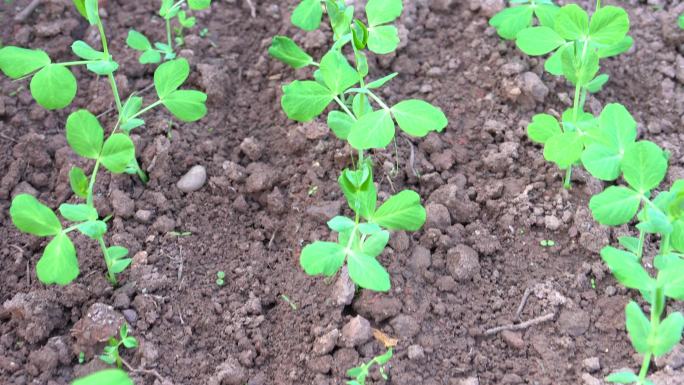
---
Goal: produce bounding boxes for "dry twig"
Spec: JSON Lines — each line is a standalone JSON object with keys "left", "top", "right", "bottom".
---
{"left": 483, "top": 312, "right": 555, "bottom": 336}
{"left": 14, "top": 0, "right": 42, "bottom": 22}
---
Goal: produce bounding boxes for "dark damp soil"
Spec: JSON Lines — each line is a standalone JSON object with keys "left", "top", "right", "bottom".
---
{"left": 1, "top": 0, "right": 684, "bottom": 384}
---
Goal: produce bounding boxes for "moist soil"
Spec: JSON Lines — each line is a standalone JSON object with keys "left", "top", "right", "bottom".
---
{"left": 1, "top": 0, "right": 684, "bottom": 384}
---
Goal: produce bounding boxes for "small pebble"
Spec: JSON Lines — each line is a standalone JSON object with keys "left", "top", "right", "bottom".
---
{"left": 177, "top": 165, "right": 207, "bottom": 193}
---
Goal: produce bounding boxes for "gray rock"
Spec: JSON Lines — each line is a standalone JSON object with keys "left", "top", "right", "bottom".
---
{"left": 425, "top": 203, "right": 451, "bottom": 230}
{"left": 447, "top": 245, "right": 480, "bottom": 282}
{"left": 409, "top": 245, "right": 431, "bottom": 271}
{"left": 520, "top": 72, "right": 549, "bottom": 103}
{"left": 353, "top": 292, "right": 402, "bottom": 322}
{"left": 177, "top": 165, "right": 207, "bottom": 193}
{"left": 581, "top": 373, "right": 602, "bottom": 385}
{"left": 240, "top": 137, "right": 263, "bottom": 161}
{"left": 122, "top": 309, "right": 138, "bottom": 324}
{"left": 333, "top": 267, "right": 355, "bottom": 306}
{"left": 313, "top": 329, "right": 339, "bottom": 356}
{"left": 501, "top": 330, "right": 525, "bottom": 350}
{"left": 341, "top": 316, "right": 372, "bottom": 347}
{"left": 111, "top": 190, "right": 134, "bottom": 218}
{"left": 544, "top": 215, "right": 561, "bottom": 231}
{"left": 583, "top": 357, "right": 601, "bottom": 372}
{"left": 459, "top": 378, "right": 479, "bottom": 385}
{"left": 429, "top": 0, "right": 455, "bottom": 12}
{"left": 407, "top": 345, "right": 425, "bottom": 360}
{"left": 558, "top": 307, "right": 590, "bottom": 337}
{"left": 390, "top": 314, "right": 420, "bottom": 339}
{"left": 134, "top": 209, "right": 153, "bottom": 223}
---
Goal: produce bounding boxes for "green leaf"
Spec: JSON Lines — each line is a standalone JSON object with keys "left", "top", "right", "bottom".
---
{"left": 601, "top": 247, "right": 654, "bottom": 292}
{"left": 347, "top": 109, "right": 395, "bottom": 150}
{"left": 348, "top": 251, "right": 390, "bottom": 292}
{"left": 291, "top": 0, "right": 322, "bottom": 31}
{"left": 599, "top": 103, "right": 637, "bottom": 149}
{"left": 327, "top": 110, "right": 354, "bottom": 140}
{"left": 622, "top": 141, "right": 667, "bottom": 194}
{"left": 10, "top": 194, "right": 62, "bottom": 236}
{"left": 126, "top": 30, "right": 152, "bottom": 51}
{"left": 367, "top": 25, "right": 400, "bottom": 55}
{"left": 516, "top": 26, "right": 566, "bottom": 56}
{"left": 37, "top": 233, "right": 79, "bottom": 285}
{"left": 637, "top": 207, "right": 672, "bottom": 235}
{"left": 122, "top": 336, "right": 138, "bottom": 349}
{"left": 85, "top": 0, "right": 100, "bottom": 25}
{"left": 268, "top": 36, "right": 313, "bottom": 69}
{"left": 543, "top": 132, "right": 583, "bottom": 169}
{"left": 320, "top": 50, "right": 359, "bottom": 94}
{"left": 328, "top": 1, "right": 354, "bottom": 41}
{"left": 139, "top": 49, "right": 162, "bottom": 64}
{"left": 391, "top": 99, "right": 448, "bottom": 137}
{"left": 339, "top": 163, "right": 377, "bottom": 220}
{"left": 589, "top": 186, "right": 641, "bottom": 226}
{"left": 582, "top": 144, "right": 622, "bottom": 181}
{"left": 188, "top": 0, "right": 211, "bottom": 10}
{"left": 281, "top": 80, "right": 334, "bottom": 122}
{"left": 582, "top": 103, "right": 636, "bottom": 180}
{"left": 66, "top": 110, "right": 104, "bottom": 159}
{"left": 86, "top": 60, "right": 119, "bottom": 76}
{"left": 527, "top": 113, "right": 561, "bottom": 144}
{"left": 71, "top": 41, "right": 103, "bottom": 60}
{"left": 0, "top": 46, "right": 51, "bottom": 79}
{"left": 672, "top": 220, "right": 684, "bottom": 253}
{"left": 372, "top": 190, "right": 426, "bottom": 231}
{"left": 535, "top": 4, "right": 560, "bottom": 28}
{"left": 597, "top": 35, "right": 633, "bottom": 58}
{"left": 300, "top": 241, "right": 346, "bottom": 276}
{"left": 361, "top": 230, "right": 389, "bottom": 257}
{"left": 154, "top": 58, "right": 190, "bottom": 99}
{"left": 586, "top": 74, "right": 609, "bottom": 93}
{"left": 680, "top": 13, "right": 684, "bottom": 30}
{"left": 327, "top": 216, "right": 355, "bottom": 232}
{"left": 653, "top": 312, "right": 684, "bottom": 356}
{"left": 554, "top": 4, "right": 589, "bottom": 41}
{"left": 625, "top": 301, "right": 651, "bottom": 354}
{"left": 352, "top": 19, "right": 369, "bottom": 50}
{"left": 544, "top": 44, "right": 568, "bottom": 76}
{"left": 367, "top": 73, "right": 398, "bottom": 89}
{"left": 358, "top": 223, "right": 381, "bottom": 235}
{"left": 110, "top": 258, "right": 132, "bottom": 274}
{"left": 354, "top": 51, "right": 369, "bottom": 77}
{"left": 177, "top": 11, "right": 196, "bottom": 28}
{"left": 71, "top": 369, "right": 133, "bottom": 385}
{"left": 606, "top": 372, "right": 639, "bottom": 384}
{"left": 121, "top": 96, "right": 142, "bottom": 122}
{"left": 489, "top": 6, "right": 534, "bottom": 40}
{"left": 352, "top": 93, "right": 372, "bottom": 118}
{"left": 72, "top": 0, "right": 87, "bottom": 18}
{"left": 618, "top": 236, "right": 640, "bottom": 254}
{"left": 365, "top": 0, "right": 402, "bottom": 27}
{"left": 659, "top": 259, "right": 684, "bottom": 300}
{"left": 77, "top": 220, "right": 107, "bottom": 239}
{"left": 30, "top": 65, "right": 77, "bottom": 110}
{"left": 162, "top": 90, "right": 208, "bottom": 122}
{"left": 59, "top": 204, "right": 98, "bottom": 222}
{"left": 100, "top": 134, "right": 135, "bottom": 174}
{"left": 589, "top": 6, "right": 629, "bottom": 46}
{"left": 69, "top": 167, "right": 89, "bottom": 198}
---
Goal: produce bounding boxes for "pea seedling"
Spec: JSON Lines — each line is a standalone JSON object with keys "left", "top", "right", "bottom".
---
{"left": 493, "top": 1, "right": 632, "bottom": 187}
{"left": 1, "top": 0, "right": 207, "bottom": 286}
{"left": 216, "top": 271, "right": 225, "bottom": 286}
{"left": 126, "top": 0, "right": 212, "bottom": 64}
{"left": 99, "top": 324, "right": 138, "bottom": 369}
{"left": 346, "top": 348, "right": 393, "bottom": 385}
{"left": 72, "top": 369, "right": 133, "bottom": 385}
{"left": 270, "top": 0, "right": 447, "bottom": 292}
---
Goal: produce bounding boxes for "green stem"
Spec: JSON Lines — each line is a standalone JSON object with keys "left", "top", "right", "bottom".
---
{"left": 97, "top": 236, "right": 116, "bottom": 285}
{"left": 637, "top": 352, "right": 652, "bottom": 383}
{"left": 86, "top": 158, "right": 102, "bottom": 207}
{"left": 166, "top": 18, "right": 173, "bottom": 49}
{"left": 96, "top": 21, "right": 109, "bottom": 55}
{"left": 129, "top": 100, "right": 164, "bottom": 120}
{"left": 637, "top": 229, "right": 645, "bottom": 261}
{"left": 367, "top": 90, "right": 390, "bottom": 111}
{"left": 107, "top": 73, "right": 123, "bottom": 114}
{"left": 57, "top": 60, "right": 99, "bottom": 67}
{"left": 333, "top": 96, "right": 356, "bottom": 120}
{"left": 563, "top": 167, "right": 573, "bottom": 189}
{"left": 660, "top": 233, "right": 671, "bottom": 256}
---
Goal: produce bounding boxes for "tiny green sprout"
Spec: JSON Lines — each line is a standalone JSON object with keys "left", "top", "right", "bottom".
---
{"left": 169, "top": 230, "right": 192, "bottom": 237}
{"left": 270, "top": 0, "right": 447, "bottom": 293}
{"left": 540, "top": 239, "right": 555, "bottom": 247}
{"left": 99, "top": 324, "right": 138, "bottom": 369}
{"left": 590, "top": 277, "right": 596, "bottom": 290}
{"left": 216, "top": 271, "right": 225, "bottom": 286}
{"left": 1, "top": 0, "right": 207, "bottom": 287}
{"left": 200, "top": 28, "right": 209, "bottom": 38}
{"left": 71, "top": 369, "right": 132, "bottom": 385}
{"left": 346, "top": 348, "right": 393, "bottom": 385}
{"left": 78, "top": 351, "right": 85, "bottom": 364}
{"left": 126, "top": 0, "right": 211, "bottom": 64}
{"left": 280, "top": 294, "right": 298, "bottom": 310}
{"left": 308, "top": 185, "right": 318, "bottom": 196}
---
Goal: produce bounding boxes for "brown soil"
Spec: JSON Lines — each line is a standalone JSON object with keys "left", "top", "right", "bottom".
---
{"left": 1, "top": 0, "right": 684, "bottom": 384}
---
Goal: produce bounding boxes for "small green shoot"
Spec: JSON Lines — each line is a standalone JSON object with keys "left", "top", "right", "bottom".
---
{"left": 99, "top": 324, "right": 138, "bottom": 369}
{"left": 346, "top": 348, "right": 393, "bottom": 385}
{"left": 270, "top": 0, "right": 447, "bottom": 293}
{"left": 169, "top": 230, "right": 192, "bottom": 237}
{"left": 280, "top": 294, "right": 298, "bottom": 310}
{"left": 540, "top": 239, "right": 555, "bottom": 247}
{"left": 1, "top": 0, "right": 207, "bottom": 287}
{"left": 78, "top": 351, "right": 85, "bottom": 364}
{"left": 71, "top": 369, "right": 132, "bottom": 385}
{"left": 307, "top": 185, "right": 318, "bottom": 196}
{"left": 200, "top": 28, "right": 209, "bottom": 38}
{"left": 216, "top": 271, "right": 225, "bottom": 286}
{"left": 126, "top": 0, "right": 211, "bottom": 64}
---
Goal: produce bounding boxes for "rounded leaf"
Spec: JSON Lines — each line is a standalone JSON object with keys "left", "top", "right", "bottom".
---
{"left": 319, "top": 50, "right": 359, "bottom": 94}
{"left": 187, "top": 0, "right": 211, "bottom": 10}
{"left": 100, "top": 134, "right": 135, "bottom": 174}
{"left": 527, "top": 113, "right": 561, "bottom": 144}
{"left": 66, "top": 110, "right": 104, "bottom": 159}
{"left": 348, "top": 109, "right": 395, "bottom": 150}
{"left": 625, "top": 301, "right": 651, "bottom": 354}
{"left": 589, "top": 186, "right": 640, "bottom": 226}
{"left": 489, "top": 6, "right": 534, "bottom": 40}
{"left": 10, "top": 194, "right": 62, "bottom": 236}
{"left": 300, "top": 241, "right": 346, "bottom": 277}
{"left": 154, "top": 58, "right": 190, "bottom": 99}
{"left": 0, "top": 46, "right": 51, "bottom": 79}
{"left": 126, "top": 30, "right": 152, "bottom": 51}
{"left": 37, "top": 233, "right": 79, "bottom": 285}
{"left": 516, "top": 26, "right": 566, "bottom": 56}
{"left": 281, "top": 80, "right": 334, "bottom": 122}
{"left": 622, "top": 141, "right": 668, "bottom": 193}
{"left": 162, "top": 90, "right": 208, "bottom": 122}
{"left": 391, "top": 99, "right": 447, "bottom": 137}
{"left": 268, "top": 36, "right": 313, "bottom": 69}
{"left": 365, "top": 0, "right": 402, "bottom": 27}
{"left": 291, "top": 0, "right": 322, "bottom": 31}
{"left": 72, "top": 369, "right": 133, "bottom": 385}
{"left": 30, "top": 64, "right": 77, "bottom": 110}
{"left": 367, "top": 25, "right": 399, "bottom": 55}
{"left": 554, "top": 4, "right": 589, "bottom": 41}
{"left": 543, "top": 132, "right": 583, "bottom": 169}
{"left": 347, "top": 251, "right": 390, "bottom": 292}
{"left": 372, "top": 190, "right": 426, "bottom": 231}
{"left": 589, "top": 5, "right": 629, "bottom": 46}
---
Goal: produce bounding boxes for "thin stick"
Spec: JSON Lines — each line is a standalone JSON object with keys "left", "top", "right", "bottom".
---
{"left": 245, "top": 0, "right": 256, "bottom": 18}
{"left": 121, "top": 358, "right": 165, "bottom": 382}
{"left": 483, "top": 313, "right": 555, "bottom": 336}
{"left": 515, "top": 287, "right": 532, "bottom": 321}
{"left": 0, "top": 132, "right": 18, "bottom": 143}
{"left": 14, "top": 0, "right": 42, "bottom": 22}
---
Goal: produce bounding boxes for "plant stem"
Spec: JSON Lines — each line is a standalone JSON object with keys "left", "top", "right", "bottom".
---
{"left": 166, "top": 18, "right": 173, "bottom": 49}
{"left": 107, "top": 73, "right": 123, "bottom": 114}
{"left": 57, "top": 60, "right": 99, "bottom": 67}
{"left": 637, "top": 229, "right": 645, "bottom": 260}
{"left": 660, "top": 233, "right": 671, "bottom": 256}
{"left": 86, "top": 158, "right": 101, "bottom": 207}
{"left": 367, "top": 90, "right": 390, "bottom": 111}
{"left": 637, "top": 352, "right": 652, "bottom": 383}
{"left": 563, "top": 167, "right": 573, "bottom": 189}
{"left": 130, "top": 100, "right": 164, "bottom": 120}
{"left": 96, "top": 20, "right": 109, "bottom": 56}
{"left": 97, "top": 236, "right": 116, "bottom": 285}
